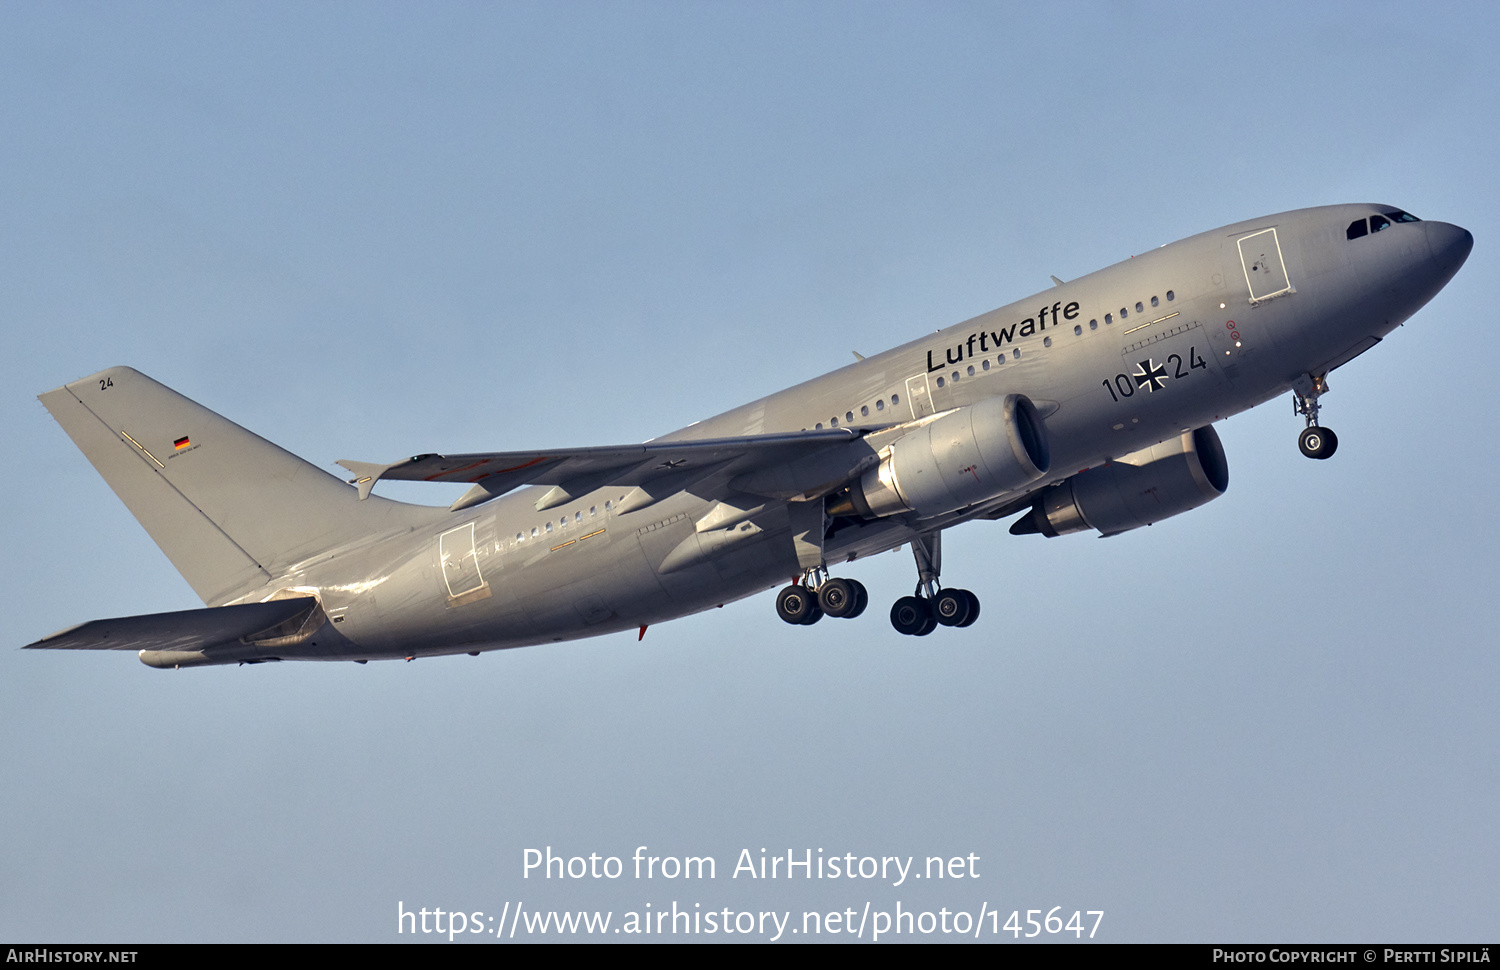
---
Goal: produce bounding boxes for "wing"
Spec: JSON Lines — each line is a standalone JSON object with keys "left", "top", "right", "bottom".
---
{"left": 337, "top": 427, "right": 886, "bottom": 512}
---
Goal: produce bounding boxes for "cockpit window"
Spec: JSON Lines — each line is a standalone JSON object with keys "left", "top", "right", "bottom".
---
{"left": 1347, "top": 219, "right": 1368, "bottom": 240}
{"left": 1383, "top": 209, "right": 1421, "bottom": 223}
{"left": 1370, "top": 214, "right": 1391, "bottom": 233}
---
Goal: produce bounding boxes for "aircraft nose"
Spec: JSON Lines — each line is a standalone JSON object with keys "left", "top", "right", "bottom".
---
{"left": 1426, "top": 221, "right": 1473, "bottom": 277}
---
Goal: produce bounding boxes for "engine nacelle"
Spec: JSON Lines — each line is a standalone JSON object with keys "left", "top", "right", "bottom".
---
{"left": 1011, "top": 425, "right": 1228, "bottom": 538}
{"left": 830, "top": 394, "right": 1050, "bottom": 519}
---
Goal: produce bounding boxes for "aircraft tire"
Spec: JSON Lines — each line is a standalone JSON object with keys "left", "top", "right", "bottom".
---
{"left": 848, "top": 581, "right": 869, "bottom": 619}
{"left": 1299, "top": 426, "right": 1338, "bottom": 460}
{"left": 1316, "top": 427, "right": 1338, "bottom": 459}
{"left": 956, "top": 589, "right": 981, "bottom": 628}
{"left": 890, "top": 596, "right": 933, "bottom": 636}
{"left": 933, "top": 588, "right": 973, "bottom": 627}
{"left": 776, "top": 585, "right": 818, "bottom": 625}
{"left": 818, "top": 578, "right": 859, "bottom": 618}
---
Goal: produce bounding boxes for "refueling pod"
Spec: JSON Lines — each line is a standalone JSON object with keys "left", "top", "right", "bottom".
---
{"left": 1010, "top": 425, "right": 1229, "bottom": 538}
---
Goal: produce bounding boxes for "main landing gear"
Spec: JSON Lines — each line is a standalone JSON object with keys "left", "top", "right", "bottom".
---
{"left": 1293, "top": 373, "right": 1338, "bottom": 460}
{"left": 775, "top": 569, "right": 869, "bottom": 626}
{"left": 889, "top": 532, "right": 980, "bottom": 637}
{"left": 772, "top": 532, "right": 982, "bottom": 636}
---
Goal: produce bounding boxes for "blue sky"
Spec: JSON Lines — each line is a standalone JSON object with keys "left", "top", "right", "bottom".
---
{"left": 3, "top": 2, "right": 1496, "bottom": 942}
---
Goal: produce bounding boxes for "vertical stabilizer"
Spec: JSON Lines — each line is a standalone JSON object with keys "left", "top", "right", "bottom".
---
{"left": 40, "top": 367, "right": 443, "bottom": 606}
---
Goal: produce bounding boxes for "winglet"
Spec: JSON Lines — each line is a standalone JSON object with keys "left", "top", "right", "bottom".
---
{"left": 1050, "top": 275, "right": 1065, "bottom": 286}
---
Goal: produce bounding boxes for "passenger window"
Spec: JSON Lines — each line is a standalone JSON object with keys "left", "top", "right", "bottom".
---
{"left": 1105, "top": 313, "right": 1112, "bottom": 324}
{"left": 545, "top": 522, "right": 553, "bottom": 533}
{"left": 1120, "top": 307, "right": 1129, "bottom": 318}
{"left": 1151, "top": 295, "right": 1159, "bottom": 307}
{"left": 1012, "top": 348, "right": 1020, "bottom": 359}
{"left": 876, "top": 399, "right": 885, "bottom": 411}
{"left": 1074, "top": 325, "right": 1082, "bottom": 336}
{"left": 575, "top": 512, "right": 582, "bottom": 524}
{"left": 1347, "top": 219, "right": 1368, "bottom": 240}
{"left": 951, "top": 371, "right": 959, "bottom": 382}
{"left": 590, "top": 506, "right": 597, "bottom": 516}
{"left": 966, "top": 365, "right": 974, "bottom": 376}
{"left": 1370, "top": 215, "right": 1390, "bottom": 233}
{"left": 1135, "top": 302, "right": 1144, "bottom": 313}
{"left": 846, "top": 412, "right": 853, "bottom": 423}
{"left": 935, "top": 377, "right": 945, "bottom": 388}
{"left": 1089, "top": 319, "right": 1098, "bottom": 330}
{"left": 982, "top": 358, "right": 991, "bottom": 370}
{"left": 531, "top": 527, "right": 538, "bottom": 537}
{"left": 1166, "top": 290, "right": 1174, "bottom": 301}
{"left": 860, "top": 405, "right": 869, "bottom": 417}
{"left": 815, "top": 422, "right": 823, "bottom": 429}
{"left": 891, "top": 393, "right": 899, "bottom": 405}
{"left": 1043, "top": 336, "right": 1052, "bottom": 347}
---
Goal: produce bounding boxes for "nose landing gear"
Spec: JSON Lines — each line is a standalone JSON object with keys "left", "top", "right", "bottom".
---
{"left": 1293, "top": 373, "right": 1338, "bottom": 460}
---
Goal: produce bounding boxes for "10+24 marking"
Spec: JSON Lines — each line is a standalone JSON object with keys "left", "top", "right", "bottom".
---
{"left": 1102, "top": 346, "right": 1207, "bottom": 403}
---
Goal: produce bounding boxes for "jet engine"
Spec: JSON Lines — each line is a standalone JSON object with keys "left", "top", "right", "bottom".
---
{"left": 829, "top": 393, "right": 1050, "bottom": 519}
{"left": 1010, "top": 425, "right": 1228, "bottom": 538}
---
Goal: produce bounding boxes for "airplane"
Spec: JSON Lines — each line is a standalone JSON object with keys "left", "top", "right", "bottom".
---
{"left": 25, "top": 204, "right": 1471, "bottom": 668}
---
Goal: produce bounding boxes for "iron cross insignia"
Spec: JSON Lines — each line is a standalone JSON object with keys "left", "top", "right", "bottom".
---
{"left": 1134, "top": 358, "right": 1168, "bottom": 392}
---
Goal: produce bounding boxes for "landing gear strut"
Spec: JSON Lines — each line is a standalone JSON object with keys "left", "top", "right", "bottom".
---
{"left": 889, "top": 532, "right": 981, "bottom": 636}
{"left": 1292, "top": 373, "right": 1338, "bottom": 460}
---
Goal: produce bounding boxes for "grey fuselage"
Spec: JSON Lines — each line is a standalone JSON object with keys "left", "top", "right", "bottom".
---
{"left": 234, "top": 204, "right": 1472, "bottom": 661}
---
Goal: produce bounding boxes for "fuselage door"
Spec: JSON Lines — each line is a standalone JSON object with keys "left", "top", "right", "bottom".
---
{"left": 439, "top": 522, "right": 486, "bottom": 599}
{"left": 905, "top": 374, "right": 935, "bottom": 420}
{"left": 1237, "top": 227, "right": 1295, "bottom": 305}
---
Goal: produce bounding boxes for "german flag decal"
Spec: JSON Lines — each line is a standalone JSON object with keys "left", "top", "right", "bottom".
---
{"left": 174, "top": 436, "right": 191, "bottom": 451}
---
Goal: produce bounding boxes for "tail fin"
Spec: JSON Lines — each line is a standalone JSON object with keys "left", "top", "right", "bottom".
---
{"left": 40, "top": 366, "right": 444, "bottom": 606}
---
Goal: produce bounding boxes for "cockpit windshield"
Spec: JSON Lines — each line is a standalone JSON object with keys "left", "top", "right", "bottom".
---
{"left": 1347, "top": 209, "right": 1420, "bottom": 240}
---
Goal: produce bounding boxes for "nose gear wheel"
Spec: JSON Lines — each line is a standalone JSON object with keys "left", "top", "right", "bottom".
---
{"left": 1292, "top": 373, "right": 1338, "bottom": 460}
{"left": 1298, "top": 425, "right": 1338, "bottom": 460}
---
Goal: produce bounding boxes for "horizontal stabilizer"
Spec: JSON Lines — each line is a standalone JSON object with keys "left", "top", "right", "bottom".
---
{"left": 25, "top": 597, "right": 318, "bottom": 653}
